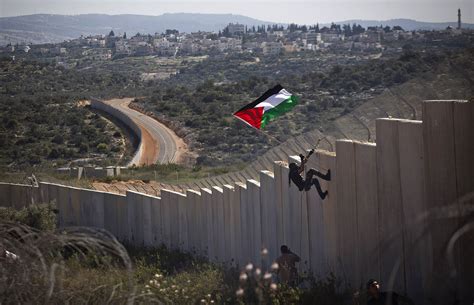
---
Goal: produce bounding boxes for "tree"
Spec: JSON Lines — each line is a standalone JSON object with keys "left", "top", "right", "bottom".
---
{"left": 343, "top": 24, "right": 352, "bottom": 36}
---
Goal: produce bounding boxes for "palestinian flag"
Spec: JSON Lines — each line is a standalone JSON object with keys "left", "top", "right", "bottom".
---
{"left": 233, "top": 85, "right": 298, "bottom": 129}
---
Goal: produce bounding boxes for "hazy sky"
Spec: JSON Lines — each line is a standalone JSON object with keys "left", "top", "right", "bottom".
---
{"left": 1, "top": 0, "right": 473, "bottom": 24}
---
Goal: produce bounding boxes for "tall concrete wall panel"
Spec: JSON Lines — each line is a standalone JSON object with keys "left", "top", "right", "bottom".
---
{"left": 114, "top": 194, "right": 128, "bottom": 242}
{"left": 376, "top": 119, "right": 405, "bottom": 294}
{"left": 126, "top": 191, "right": 137, "bottom": 244}
{"left": 186, "top": 190, "right": 201, "bottom": 255}
{"left": 223, "top": 185, "right": 234, "bottom": 263}
{"left": 201, "top": 188, "right": 214, "bottom": 260}
{"left": 260, "top": 171, "right": 278, "bottom": 262}
{"left": 0, "top": 183, "right": 12, "bottom": 207}
{"left": 79, "top": 190, "right": 92, "bottom": 227}
{"left": 335, "top": 140, "right": 359, "bottom": 287}
{"left": 10, "top": 184, "right": 27, "bottom": 209}
{"left": 141, "top": 193, "right": 154, "bottom": 247}
{"left": 318, "top": 152, "right": 338, "bottom": 274}
{"left": 212, "top": 186, "right": 225, "bottom": 262}
{"left": 300, "top": 187, "right": 311, "bottom": 274}
{"left": 397, "top": 120, "right": 428, "bottom": 303}
{"left": 166, "top": 190, "right": 184, "bottom": 250}
{"left": 90, "top": 190, "right": 105, "bottom": 229}
{"left": 354, "top": 142, "right": 380, "bottom": 285}
{"left": 39, "top": 182, "right": 49, "bottom": 204}
{"left": 159, "top": 190, "right": 173, "bottom": 249}
{"left": 78, "top": 189, "right": 105, "bottom": 229}
{"left": 69, "top": 187, "right": 82, "bottom": 227}
{"left": 247, "top": 179, "right": 262, "bottom": 264}
{"left": 150, "top": 196, "right": 162, "bottom": 246}
{"left": 279, "top": 164, "right": 292, "bottom": 247}
{"left": 237, "top": 182, "right": 250, "bottom": 264}
{"left": 103, "top": 192, "right": 127, "bottom": 239}
{"left": 272, "top": 162, "right": 286, "bottom": 253}
{"left": 130, "top": 192, "right": 145, "bottom": 247}
{"left": 177, "top": 192, "right": 189, "bottom": 251}
{"left": 453, "top": 101, "right": 474, "bottom": 304}
{"left": 422, "top": 101, "right": 470, "bottom": 303}
{"left": 306, "top": 154, "right": 326, "bottom": 277}
{"left": 57, "top": 186, "right": 70, "bottom": 228}
{"left": 230, "top": 184, "right": 242, "bottom": 266}
{"left": 46, "top": 183, "right": 59, "bottom": 207}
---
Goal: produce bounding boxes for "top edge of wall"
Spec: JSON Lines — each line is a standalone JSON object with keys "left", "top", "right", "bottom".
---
{"left": 424, "top": 99, "right": 468, "bottom": 103}
{"left": 159, "top": 189, "right": 186, "bottom": 196}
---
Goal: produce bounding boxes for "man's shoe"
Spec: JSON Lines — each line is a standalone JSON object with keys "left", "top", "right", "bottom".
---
{"left": 326, "top": 169, "right": 331, "bottom": 180}
{"left": 321, "top": 190, "right": 328, "bottom": 200}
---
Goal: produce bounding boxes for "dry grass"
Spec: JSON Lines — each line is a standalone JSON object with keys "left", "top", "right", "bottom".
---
{"left": 0, "top": 223, "right": 143, "bottom": 304}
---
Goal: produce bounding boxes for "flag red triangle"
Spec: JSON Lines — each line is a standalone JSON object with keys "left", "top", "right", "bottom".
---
{"left": 234, "top": 107, "right": 264, "bottom": 129}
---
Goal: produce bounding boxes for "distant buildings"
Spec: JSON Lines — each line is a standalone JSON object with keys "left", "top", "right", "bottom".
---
{"left": 262, "top": 41, "right": 283, "bottom": 55}
{"left": 226, "top": 23, "right": 246, "bottom": 36}
{"left": 4, "top": 19, "right": 468, "bottom": 63}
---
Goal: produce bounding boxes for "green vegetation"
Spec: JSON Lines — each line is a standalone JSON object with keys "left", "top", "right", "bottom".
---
{"left": 0, "top": 58, "right": 138, "bottom": 169}
{"left": 0, "top": 96, "right": 124, "bottom": 168}
{"left": 1, "top": 204, "right": 350, "bottom": 304}
{"left": 0, "top": 55, "right": 205, "bottom": 171}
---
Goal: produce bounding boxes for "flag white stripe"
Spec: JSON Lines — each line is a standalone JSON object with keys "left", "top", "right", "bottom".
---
{"left": 255, "top": 89, "right": 292, "bottom": 112}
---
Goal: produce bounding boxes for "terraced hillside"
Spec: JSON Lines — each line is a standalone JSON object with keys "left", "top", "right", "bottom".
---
{"left": 329, "top": 69, "right": 473, "bottom": 142}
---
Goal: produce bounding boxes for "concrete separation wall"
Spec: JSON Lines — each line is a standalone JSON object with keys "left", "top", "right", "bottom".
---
{"left": 90, "top": 98, "right": 143, "bottom": 167}
{"left": 1, "top": 100, "right": 472, "bottom": 305}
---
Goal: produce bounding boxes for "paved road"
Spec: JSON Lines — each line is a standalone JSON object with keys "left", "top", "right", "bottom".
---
{"left": 103, "top": 98, "right": 178, "bottom": 165}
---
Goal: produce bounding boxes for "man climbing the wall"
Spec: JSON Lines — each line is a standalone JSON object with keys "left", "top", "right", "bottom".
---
{"left": 288, "top": 149, "right": 331, "bottom": 200}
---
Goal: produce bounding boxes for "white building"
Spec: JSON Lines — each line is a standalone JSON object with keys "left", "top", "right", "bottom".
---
{"left": 305, "top": 32, "right": 322, "bottom": 44}
{"left": 82, "top": 48, "right": 112, "bottom": 60}
{"left": 262, "top": 41, "right": 283, "bottom": 55}
{"left": 321, "top": 33, "right": 345, "bottom": 43}
{"left": 115, "top": 40, "right": 131, "bottom": 54}
{"left": 227, "top": 23, "right": 246, "bottom": 36}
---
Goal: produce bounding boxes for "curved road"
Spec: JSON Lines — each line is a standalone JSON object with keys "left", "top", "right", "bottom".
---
{"left": 102, "top": 98, "right": 179, "bottom": 165}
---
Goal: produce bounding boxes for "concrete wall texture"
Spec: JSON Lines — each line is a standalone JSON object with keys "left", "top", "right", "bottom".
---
{"left": 90, "top": 98, "right": 143, "bottom": 167}
{"left": 1, "top": 100, "right": 472, "bottom": 304}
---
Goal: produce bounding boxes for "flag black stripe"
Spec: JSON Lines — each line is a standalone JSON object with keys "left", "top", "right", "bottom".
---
{"left": 234, "top": 84, "right": 284, "bottom": 114}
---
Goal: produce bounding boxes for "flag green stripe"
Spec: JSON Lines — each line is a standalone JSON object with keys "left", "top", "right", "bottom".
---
{"left": 260, "top": 95, "right": 298, "bottom": 128}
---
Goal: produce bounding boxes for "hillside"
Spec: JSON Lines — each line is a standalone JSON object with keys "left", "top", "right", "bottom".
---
{"left": 0, "top": 13, "right": 273, "bottom": 45}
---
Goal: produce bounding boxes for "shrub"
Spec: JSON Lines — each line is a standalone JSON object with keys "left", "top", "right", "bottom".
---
{"left": 96, "top": 143, "right": 108, "bottom": 153}
{"left": 0, "top": 202, "right": 57, "bottom": 231}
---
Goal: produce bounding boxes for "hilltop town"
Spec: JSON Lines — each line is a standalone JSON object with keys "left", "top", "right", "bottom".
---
{"left": 2, "top": 20, "right": 470, "bottom": 66}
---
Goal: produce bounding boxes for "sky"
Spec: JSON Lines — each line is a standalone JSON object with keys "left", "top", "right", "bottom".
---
{"left": 1, "top": 0, "right": 473, "bottom": 24}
